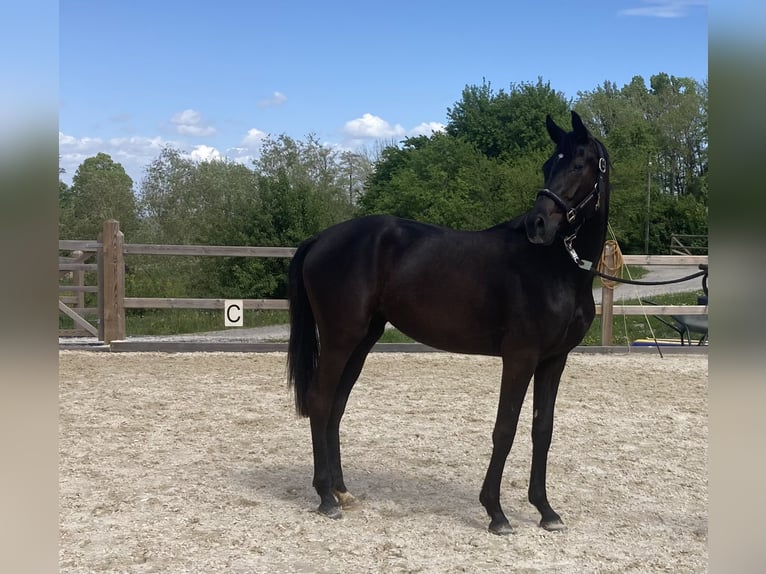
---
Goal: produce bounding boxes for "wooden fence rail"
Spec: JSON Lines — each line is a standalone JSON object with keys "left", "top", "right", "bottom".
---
{"left": 59, "top": 220, "right": 709, "bottom": 346}
{"left": 670, "top": 233, "right": 708, "bottom": 256}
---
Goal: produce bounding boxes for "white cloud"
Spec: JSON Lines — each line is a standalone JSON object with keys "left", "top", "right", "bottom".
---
{"left": 171, "top": 109, "right": 199, "bottom": 123}
{"left": 257, "top": 91, "right": 287, "bottom": 108}
{"left": 188, "top": 144, "right": 223, "bottom": 162}
{"left": 343, "top": 113, "right": 406, "bottom": 139}
{"left": 170, "top": 108, "right": 217, "bottom": 136}
{"left": 619, "top": 0, "right": 707, "bottom": 18}
{"left": 408, "top": 122, "right": 446, "bottom": 137}
{"left": 58, "top": 132, "right": 103, "bottom": 151}
{"left": 241, "top": 127, "right": 267, "bottom": 147}
{"left": 59, "top": 127, "right": 247, "bottom": 187}
{"left": 59, "top": 131, "right": 178, "bottom": 185}
{"left": 107, "top": 135, "right": 167, "bottom": 153}
{"left": 224, "top": 147, "right": 255, "bottom": 165}
{"left": 58, "top": 114, "right": 444, "bottom": 189}
{"left": 218, "top": 128, "right": 269, "bottom": 166}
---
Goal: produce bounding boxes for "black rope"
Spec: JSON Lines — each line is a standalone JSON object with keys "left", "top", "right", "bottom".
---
{"left": 592, "top": 268, "right": 707, "bottom": 286}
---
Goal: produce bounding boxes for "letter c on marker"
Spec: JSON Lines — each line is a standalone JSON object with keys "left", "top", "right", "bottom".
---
{"left": 227, "top": 304, "right": 241, "bottom": 323}
{"left": 224, "top": 300, "right": 244, "bottom": 326}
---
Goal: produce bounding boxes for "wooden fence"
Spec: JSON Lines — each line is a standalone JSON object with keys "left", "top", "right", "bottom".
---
{"left": 58, "top": 245, "right": 100, "bottom": 337}
{"left": 59, "top": 220, "right": 708, "bottom": 346}
{"left": 670, "top": 233, "right": 708, "bottom": 255}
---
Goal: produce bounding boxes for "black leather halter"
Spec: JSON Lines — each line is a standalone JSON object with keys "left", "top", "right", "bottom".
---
{"left": 536, "top": 140, "right": 608, "bottom": 270}
{"left": 535, "top": 142, "right": 608, "bottom": 226}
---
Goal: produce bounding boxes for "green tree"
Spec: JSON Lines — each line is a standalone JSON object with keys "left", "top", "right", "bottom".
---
{"left": 648, "top": 192, "right": 708, "bottom": 254}
{"left": 446, "top": 78, "right": 571, "bottom": 159}
{"left": 186, "top": 159, "right": 276, "bottom": 298}
{"left": 250, "top": 134, "right": 361, "bottom": 296}
{"left": 361, "top": 78, "right": 570, "bottom": 228}
{"left": 137, "top": 147, "right": 279, "bottom": 298}
{"left": 59, "top": 171, "right": 75, "bottom": 237}
{"left": 139, "top": 146, "right": 196, "bottom": 243}
{"left": 576, "top": 74, "right": 707, "bottom": 253}
{"left": 254, "top": 134, "right": 357, "bottom": 247}
{"left": 339, "top": 150, "right": 373, "bottom": 205}
{"left": 141, "top": 152, "right": 268, "bottom": 246}
{"left": 647, "top": 73, "right": 708, "bottom": 199}
{"left": 136, "top": 136, "right": 361, "bottom": 300}
{"left": 362, "top": 133, "right": 524, "bottom": 229}
{"left": 63, "top": 153, "right": 137, "bottom": 239}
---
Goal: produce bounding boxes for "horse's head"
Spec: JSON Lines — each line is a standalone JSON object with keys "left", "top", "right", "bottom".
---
{"left": 526, "top": 111, "right": 608, "bottom": 246}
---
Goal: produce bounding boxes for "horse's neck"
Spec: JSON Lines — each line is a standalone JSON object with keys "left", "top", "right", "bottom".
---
{"left": 575, "top": 161, "right": 610, "bottom": 266}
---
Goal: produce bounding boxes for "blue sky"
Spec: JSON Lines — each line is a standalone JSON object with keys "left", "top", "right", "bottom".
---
{"left": 59, "top": 0, "right": 708, "bottom": 187}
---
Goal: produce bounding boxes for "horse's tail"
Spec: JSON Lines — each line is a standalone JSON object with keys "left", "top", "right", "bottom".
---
{"left": 287, "top": 237, "right": 318, "bottom": 418}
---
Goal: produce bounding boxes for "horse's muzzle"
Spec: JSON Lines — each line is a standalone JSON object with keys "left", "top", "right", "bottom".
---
{"left": 525, "top": 212, "right": 557, "bottom": 245}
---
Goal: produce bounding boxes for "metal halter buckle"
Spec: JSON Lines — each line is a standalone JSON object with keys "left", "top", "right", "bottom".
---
{"left": 563, "top": 228, "right": 593, "bottom": 270}
{"left": 563, "top": 232, "right": 580, "bottom": 264}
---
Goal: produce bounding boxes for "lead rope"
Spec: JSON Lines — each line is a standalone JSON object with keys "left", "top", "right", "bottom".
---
{"left": 597, "top": 238, "right": 623, "bottom": 288}
{"left": 600, "top": 226, "right": 664, "bottom": 357}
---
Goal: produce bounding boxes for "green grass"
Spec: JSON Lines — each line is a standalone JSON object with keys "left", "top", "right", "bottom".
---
{"left": 378, "top": 328, "right": 418, "bottom": 344}
{"left": 124, "top": 309, "right": 290, "bottom": 336}
{"left": 60, "top": 308, "right": 291, "bottom": 336}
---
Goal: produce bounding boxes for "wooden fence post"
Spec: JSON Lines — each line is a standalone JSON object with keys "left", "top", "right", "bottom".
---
{"left": 101, "top": 220, "right": 125, "bottom": 343}
{"left": 97, "top": 236, "right": 104, "bottom": 341}
{"left": 600, "top": 242, "right": 615, "bottom": 346}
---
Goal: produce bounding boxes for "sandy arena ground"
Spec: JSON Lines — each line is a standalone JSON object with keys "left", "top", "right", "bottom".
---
{"left": 59, "top": 351, "right": 707, "bottom": 573}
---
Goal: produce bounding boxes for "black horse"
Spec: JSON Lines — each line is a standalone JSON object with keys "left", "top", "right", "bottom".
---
{"left": 287, "top": 111, "right": 610, "bottom": 534}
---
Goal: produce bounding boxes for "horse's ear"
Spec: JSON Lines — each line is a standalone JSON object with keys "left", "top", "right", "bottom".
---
{"left": 546, "top": 114, "right": 565, "bottom": 145}
{"left": 571, "top": 110, "right": 589, "bottom": 144}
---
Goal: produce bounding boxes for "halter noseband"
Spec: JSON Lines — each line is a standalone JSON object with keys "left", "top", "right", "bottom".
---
{"left": 536, "top": 183, "right": 599, "bottom": 225}
{"left": 536, "top": 141, "right": 608, "bottom": 270}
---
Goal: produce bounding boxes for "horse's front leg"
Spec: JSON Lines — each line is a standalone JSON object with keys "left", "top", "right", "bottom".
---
{"left": 479, "top": 356, "right": 535, "bottom": 535}
{"left": 528, "top": 354, "right": 568, "bottom": 531}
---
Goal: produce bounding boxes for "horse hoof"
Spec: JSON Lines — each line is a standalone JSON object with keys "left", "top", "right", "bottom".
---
{"left": 540, "top": 518, "right": 567, "bottom": 532}
{"left": 488, "top": 520, "right": 514, "bottom": 536}
{"left": 317, "top": 503, "right": 342, "bottom": 520}
{"left": 334, "top": 491, "right": 361, "bottom": 510}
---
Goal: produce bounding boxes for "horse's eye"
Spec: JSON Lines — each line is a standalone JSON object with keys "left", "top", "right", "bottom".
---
{"left": 573, "top": 164, "right": 584, "bottom": 171}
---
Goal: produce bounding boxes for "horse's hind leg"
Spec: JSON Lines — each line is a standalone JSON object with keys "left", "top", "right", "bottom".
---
{"left": 327, "top": 317, "right": 386, "bottom": 510}
{"left": 308, "top": 342, "right": 356, "bottom": 519}
{"left": 528, "top": 354, "right": 567, "bottom": 531}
